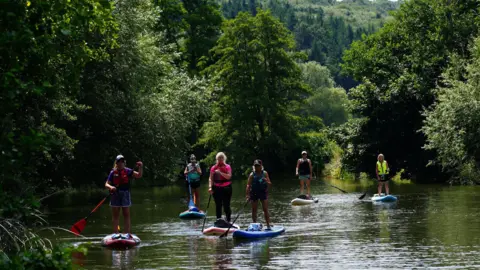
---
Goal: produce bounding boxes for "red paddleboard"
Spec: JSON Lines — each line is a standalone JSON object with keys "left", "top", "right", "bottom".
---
{"left": 101, "top": 234, "right": 140, "bottom": 249}
{"left": 203, "top": 224, "right": 240, "bottom": 236}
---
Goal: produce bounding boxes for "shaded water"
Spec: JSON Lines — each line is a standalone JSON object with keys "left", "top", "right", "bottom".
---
{"left": 46, "top": 178, "right": 480, "bottom": 269}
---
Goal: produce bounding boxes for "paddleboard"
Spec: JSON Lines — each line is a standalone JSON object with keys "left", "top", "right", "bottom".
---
{"left": 203, "top": 224, "right": 240, "bottom": 236}
{"left": 291, "top": 197, "right": 319, "bottom": 205}
{"left": 371, "top": 194, "right": 397, "bottom": 202}
{"left": 179, "top": 210, "right": 205, "bottom": 219}
{"left": 101, "top": 234, "right": 140, "bottom": 249}
{"left": 233, "top": 225, "right": 285, "bottom": 239}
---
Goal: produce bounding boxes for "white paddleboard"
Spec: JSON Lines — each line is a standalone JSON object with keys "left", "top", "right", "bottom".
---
{"left": 291, "top": 197, "right": 319, "bottom": 205}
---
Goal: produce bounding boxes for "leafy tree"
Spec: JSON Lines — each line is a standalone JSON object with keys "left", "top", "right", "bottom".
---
{"left": 68, "top": 0, "right": 209, "bottom": 186}
{"left": 423, "top": 38, "right": 480, "bottom": 184}
{"left": 341, "top": 0, "right": 480, "bottom": 181}
{"left": 201, "top": 10, "right": 309, "bottom": 173}
{"left": 182, "top": 0, "right": 223, "bottom": 72}
{"left": 299, "top": 62, "right": 350, "bottom": 127}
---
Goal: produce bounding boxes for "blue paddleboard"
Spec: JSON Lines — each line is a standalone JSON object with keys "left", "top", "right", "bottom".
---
{"left": 179, "top": 209, "right": 205, "bottom": 219}
{"left": 232, "top": 225, "right": 285, "bottom": 239}
{"left": 371, "top": 194, "right": 397, "bottom": 202}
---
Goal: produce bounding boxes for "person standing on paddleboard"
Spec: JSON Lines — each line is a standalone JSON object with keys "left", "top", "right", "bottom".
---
{"left": 209, "top": 152, "right": 233, "bottom": 223}
{"left": 296, "top": 151, "right": 313, "bottom": 199}
{"left": 184, "top": 154, "right": 202, "bottom": 208}
{"left": 246, "top": 160, "right": 272, "bottom": 230}
{"left": 376, "top": 154, "right": 390, "bottom": 195}
{"left": 105, "top": 155, "right": 143, "bottom": 239}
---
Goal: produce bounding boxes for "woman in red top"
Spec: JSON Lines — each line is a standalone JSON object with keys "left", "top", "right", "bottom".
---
{"left": 208, "top": 152, "right": 233, "bottom": 222}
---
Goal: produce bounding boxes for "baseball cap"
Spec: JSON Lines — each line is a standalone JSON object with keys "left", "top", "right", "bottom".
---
{"left": 253, "top": 159, "right": 262, "bottom": 166}
{"left": 116, "top": 155, "right": 125, "bottom": 161}
{"left": 302, "top": 151, "right": 307, "bottom": 155}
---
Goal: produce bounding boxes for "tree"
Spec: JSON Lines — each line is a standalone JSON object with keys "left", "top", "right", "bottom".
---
{"left": 201, "top": 10, "right": 309, "bottom": 173}
{"left": 299, "top": 62, "right": 350, "bottom": 127}
{"left": 182, "top": 0, "right": 223, "bottom": 72}
{"left": 423, "top": 38, "right": 480, "bottom": 184}
{"left": 341, "top": 0, "right": 480, "bottom": 181}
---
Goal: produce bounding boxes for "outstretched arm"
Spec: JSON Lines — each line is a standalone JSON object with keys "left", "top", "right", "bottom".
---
{"left": 133, "top": 161, "right": 143, "bottom": 179}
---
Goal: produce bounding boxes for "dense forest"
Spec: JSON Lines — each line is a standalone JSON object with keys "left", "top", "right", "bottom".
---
{"left": 2, "top": 0, "right": 480, "bottom": 267}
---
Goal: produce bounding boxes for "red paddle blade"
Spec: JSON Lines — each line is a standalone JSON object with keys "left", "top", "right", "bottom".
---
{"left": 70, "top": 219, "right": 87, "bottom": 236}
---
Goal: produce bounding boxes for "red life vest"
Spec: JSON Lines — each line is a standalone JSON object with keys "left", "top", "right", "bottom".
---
{"left": 112, "top": 169, "right": 129, "bottom": 186}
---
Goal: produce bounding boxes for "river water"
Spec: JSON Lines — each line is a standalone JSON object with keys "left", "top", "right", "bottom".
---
{"left": 46, "top": 177, "right": 480, "bottom": 269}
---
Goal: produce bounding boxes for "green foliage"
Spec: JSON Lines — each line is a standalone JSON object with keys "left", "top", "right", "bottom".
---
{"left": 183, "top": 0, "right": 223, "bottom": 72}
{"left": 340, "top": 0, "right": 480, "bottom": 181}
{"left": 201, "top": 10, "right": 312, "bottom": 173}
{"left": 1, "top": 245, "right": 85, "bottom": 270}
{"left": 154, "top": 0, "right": 223, "bottom": 72}
{"left": 423, "top": 37, "right": 480, "bottom": 184}
{"left": 66, "top": 0, "right": 210, "bottom": 185}
{"left": 299, "top": 62, "right": 350, "bottom": 126}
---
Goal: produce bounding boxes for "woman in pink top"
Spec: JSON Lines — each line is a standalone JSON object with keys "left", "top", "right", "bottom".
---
{"left": 208, "top": 152, "right": 233, "bottom": 222}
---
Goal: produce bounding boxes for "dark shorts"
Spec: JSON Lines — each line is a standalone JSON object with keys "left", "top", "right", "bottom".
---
{"left": 110, "top": 190, "right": 131, "bottom": 207}
{"left": 186, "top": 180, "right": 200, "bottom": 189}
{"left": 378, "top": 175, "right": 389, "bottom": 182}
{"left": 250, "top": 190, "right": 268, "bottom": 201}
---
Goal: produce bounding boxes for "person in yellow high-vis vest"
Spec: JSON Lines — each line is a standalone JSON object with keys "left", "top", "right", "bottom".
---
{"left": 375, "top": 154, "right": 390, "bottom": 195}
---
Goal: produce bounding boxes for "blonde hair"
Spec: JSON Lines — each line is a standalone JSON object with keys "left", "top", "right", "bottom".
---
{"left": 216, "top": 152, "right": 227, "bottom": 162}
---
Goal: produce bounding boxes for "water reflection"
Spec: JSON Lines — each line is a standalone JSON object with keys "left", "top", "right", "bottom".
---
{"left": 234, "top": 239, "right": 271, "bottom": 267}
{"left": 103, "top": 247, "right": 139, "bottom": 270}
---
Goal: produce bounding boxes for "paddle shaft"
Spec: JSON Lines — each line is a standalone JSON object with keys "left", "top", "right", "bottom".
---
{"left": 201, "top": 194, "right": 212, "bottom": 232}
{"left": 86, "top": 193, "right": 111, "bottom": 220}
{"left": 220, "top": 199, "right": 250, "bottom": 238}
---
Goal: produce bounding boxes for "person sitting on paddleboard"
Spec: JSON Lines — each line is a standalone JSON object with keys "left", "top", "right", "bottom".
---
{"left": 376, "top": 153, "right": 390, "bottom": 195}
{"left": 184, "top": 154, "right": 202, "bottom": 208}
{"left": 105, "top": 155, "right": 143, "bottom": 239}
{"left": 209, "top": 152, "right": 233, "bottom": 223}
{"left": 296, "top": 151, "right": 313, "bottom": 199}
{"left": 246, "top": 159, "right": 272, "bottom": 230}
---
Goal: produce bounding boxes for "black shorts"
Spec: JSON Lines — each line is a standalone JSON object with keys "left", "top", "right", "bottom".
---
{"left": 186, "top": 181, "right": 200, "bottom": 189}
{"left": 250, "top": 190, "right": 268, "bottom": 201}
{"left": 378, "top": 175, "right": 389, "bottom": 182}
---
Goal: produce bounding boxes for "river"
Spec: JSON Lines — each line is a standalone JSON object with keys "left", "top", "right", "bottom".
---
{"left": 46, "top": 177, "right": 480, "bottom": 269}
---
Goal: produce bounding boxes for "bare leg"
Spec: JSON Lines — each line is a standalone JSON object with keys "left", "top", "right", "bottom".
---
{"left": 251, "top": 200, "right": 258, "bottom": 223}
{"left": 112, "top": 207, "right": 120, "bottom": 233}
{"left": 122, "top": 207, "right": 131, "bottom": 234}
{"left": 385, "top": 182, "right": 390, "bottom": 195}
{"left": 300, "top": 180, "right": 304, "bottom": 195}
{"left": 261, "top": 200, "right": 270, "bottom": 228}
{"left": 377, "top": 182, "right": 382, "bottom": 195}
{"left": 306, "top": 179, "right": 311, "bottom": 198}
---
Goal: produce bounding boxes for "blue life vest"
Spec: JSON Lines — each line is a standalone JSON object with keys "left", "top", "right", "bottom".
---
{"left": 251, "top": 170, "right": 267, "bottom": 193}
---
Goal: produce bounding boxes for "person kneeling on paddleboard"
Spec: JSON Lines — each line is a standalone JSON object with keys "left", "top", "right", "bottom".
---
{"left": 246, "top": 160, "right": 272, "bottom": 230}
{"left": 376, "top": 154, "right": 390, "bottom": 195}
{"left": 209, "top": 152, "right": 233, "bottom": 223}
{"left": 105, "top": 155, "right": 143, "bottom": 239}
{"left": 184, "top": 154, "right": 202, "bottom": 208}
{"left": 296, "top": 151, "right": 313, "bottom": 199}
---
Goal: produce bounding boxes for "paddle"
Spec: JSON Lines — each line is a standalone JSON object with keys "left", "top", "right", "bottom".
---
{"left": 201, "top": 194, "right": 212, "bottom": 233}
{"left": 70, "top": 193, "right": 111, "bottom": 235}
{"left": 327, "top": 183, "right": 349, "bottom": 194}
{"left": 186, "top": 176, "right": 198, "bottom": 211}
{"left": 219, "top": 199, "right": 250, "bottom": 239}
